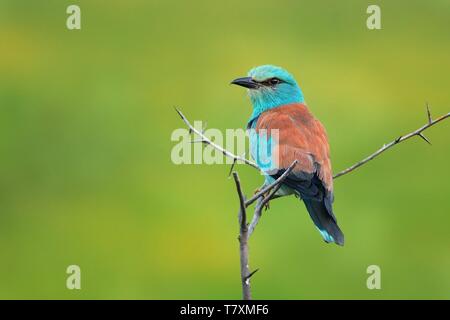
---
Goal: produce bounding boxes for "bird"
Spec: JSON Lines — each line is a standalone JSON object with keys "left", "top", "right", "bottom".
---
{"left": 231, "top": 65, "right": 344, "bottom": 246}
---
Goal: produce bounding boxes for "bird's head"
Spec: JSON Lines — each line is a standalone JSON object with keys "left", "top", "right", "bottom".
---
{"left": 231, "top": 65, "right": 304, "bottom": 123}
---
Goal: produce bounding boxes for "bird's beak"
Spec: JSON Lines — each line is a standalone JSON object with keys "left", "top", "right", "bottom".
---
{"left": 230, "top": 77, "right": 259, "bottom": 89}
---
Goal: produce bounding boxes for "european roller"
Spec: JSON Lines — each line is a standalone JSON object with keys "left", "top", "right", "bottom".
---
{"left": 231, "top": 65, "right": 344, "bottom": 246}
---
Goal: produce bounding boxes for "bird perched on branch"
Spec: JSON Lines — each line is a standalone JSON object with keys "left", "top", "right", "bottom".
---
{"left": 231, "top": 65, "right": 344, "bottom": 246}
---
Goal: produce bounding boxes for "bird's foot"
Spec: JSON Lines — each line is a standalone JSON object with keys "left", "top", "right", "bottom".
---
{"left": 253, "top": 187, "right": 271, "bottom": 211}
{"left": 263, "top": 198, "right": 270, "bottom": 211}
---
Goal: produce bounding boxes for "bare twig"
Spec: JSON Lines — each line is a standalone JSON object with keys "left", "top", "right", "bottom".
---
{"left": 189, "top": 139, "right": 206, "bottom": 144}
{"left": 248, "top": 197, "right": 265, "bottom": 240}
{"left": 247, "top": 160, "right": 298, "bottom": 237}
{"left": 175, "top": 105, "right": 449, "bottom": 300}
{"left": 175, "top": 108, "right": 259, "bottom": 170}
{"left": 333, "top": 108, "right": 450, "bottom": 179}
{"left": 232, "top": 172, "right": 252, "bottom": 300}
{"left": 231, "top": 160, "right": 298, "bottom": 299}
{"left": 245, "top": 160, "right": 298, "bottom": 207}
{"left": 175, "top": 106, "right": 449, "bottom": 180}
{"left": 228, "top": 152, "right": 246, "bottom": 178}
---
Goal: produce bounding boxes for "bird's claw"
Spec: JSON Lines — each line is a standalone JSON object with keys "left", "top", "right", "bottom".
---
{"left": 253, "top": 188, "right": 271, "bottom": 211}
{"left": 263, "top": 198, "right": 270, "bottom": 211}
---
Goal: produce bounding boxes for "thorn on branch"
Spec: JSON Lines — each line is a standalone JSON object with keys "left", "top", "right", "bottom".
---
{"left": 426, "top": 103, "right": 433, "bottom": 124}
{"left": 418, "top": 132, "right": 431, "bottom": 145}
{"left": 228, "top": 158, "right": 237, "bottom": 178}
{"left": 189, "top": 139, "right": 206, "bottom": 144}
{"left": 245, "top": 268, "right": 259, "bottom": 282}
{"left": 332, "top": 106, "right": 448, "bottom": 179}
{"left": 174, "top": 107, "right": 183, "bottom": 119}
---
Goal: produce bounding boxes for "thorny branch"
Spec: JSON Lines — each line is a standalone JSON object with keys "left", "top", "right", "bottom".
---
{"left": 332, "top": 105, "right": 449, "bottom": 178}
{"left": 232, "top": 172, "right": 252, "bottom": 300}
{"left": 176, "top": 106, "right": 449, "bottom": 179}
{"left": 175, "top": 108, "right": 259, "bottom": 170}
{"left": 175, "top": 105, "right": 449, "bottom": 300}
{"left": 232, "top": 160, "right": 297, "bottom": 300}
{"left": 247, "top": 160, "right": 298, "bottom": 237}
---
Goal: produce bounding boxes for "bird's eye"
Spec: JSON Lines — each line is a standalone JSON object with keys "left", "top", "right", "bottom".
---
{"left": 268, "top": 78, "right": 281, "bottom": 85}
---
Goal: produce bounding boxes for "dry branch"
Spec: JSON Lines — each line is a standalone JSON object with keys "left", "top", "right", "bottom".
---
{"left": 247, "top": 160, "right": 298, "bottom": 237}
{"left": 232, "top": 172, "right": 251, "bottom": 300}
{"left": 333, "top": 106, "right": 449, "bottom": 178}
{"left": 175, "top": 105, "right": 449, "bottom": 300}
{"left": 175, "top": 108, "right": 259, "bottom": 170}
{"left": 232, "top": 160, "right": 297, "bottom": 300}
{"left": 176, "top": 106, "right": 449, "bottom": 180}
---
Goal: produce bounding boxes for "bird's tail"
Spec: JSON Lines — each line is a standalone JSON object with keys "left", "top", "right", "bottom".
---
{"left": 302, "top": 198, "right": 344, "bottom": 246}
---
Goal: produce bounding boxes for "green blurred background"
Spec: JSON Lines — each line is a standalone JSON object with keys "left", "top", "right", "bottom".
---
{"left": 0, "top": 0, "right": 449, "bottom": 299}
